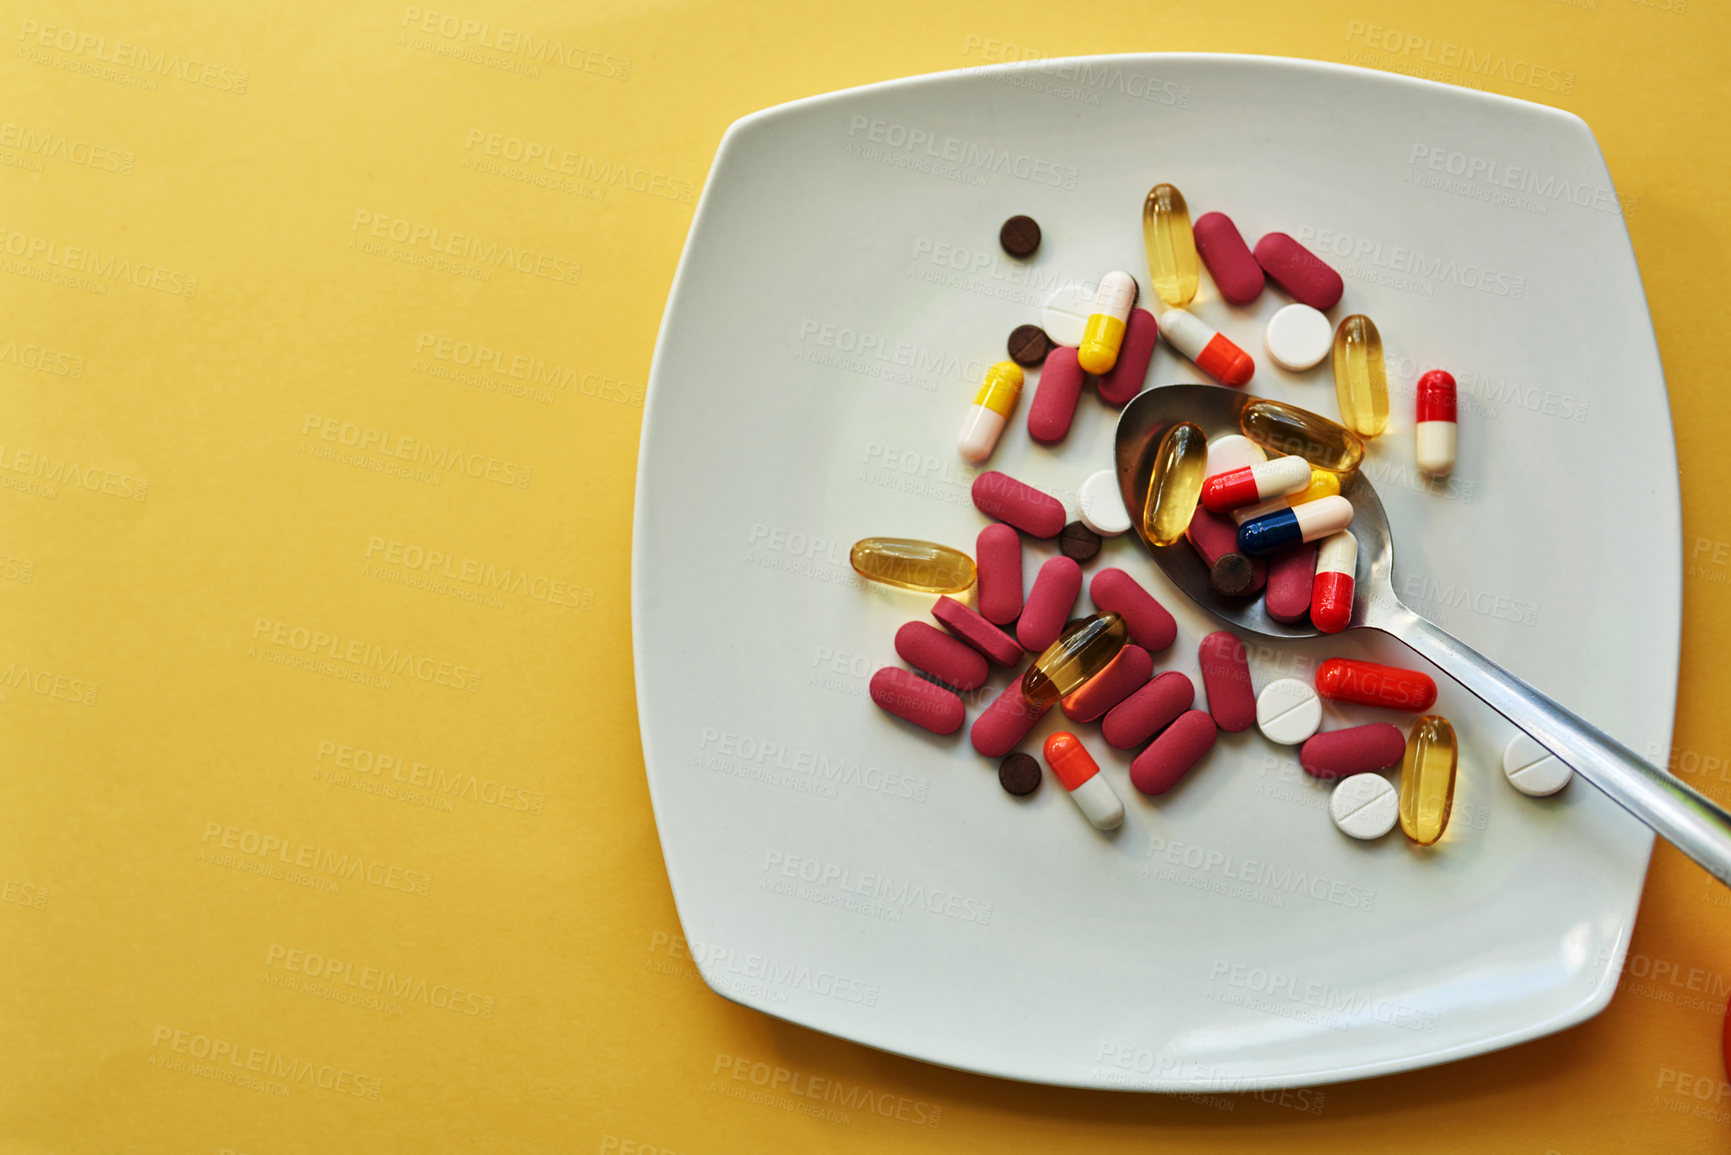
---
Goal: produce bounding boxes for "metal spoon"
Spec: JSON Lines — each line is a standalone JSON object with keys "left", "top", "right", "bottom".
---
{"left": 1116, "top": 383, "right": 1731, "bottom": 883}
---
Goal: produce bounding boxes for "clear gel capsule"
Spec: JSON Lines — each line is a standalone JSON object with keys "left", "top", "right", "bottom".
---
{"left": 849, "top": 538, "right": 976, "bottom": 593}
{"left": 1239, "top": 398, "right": 1365, "bottom": 474}
{"left": 1332, "top": 314, "right": 1389, "bottom": 437}
{"left": 1022, "top": 612, "right": 1126, "bottom": 707}
{"left": 1142, "top": 421, "right": 1208, "bottom": 546}
{"left": 1142, "top": 183, "right": 1199, "bottom": 308}
{"left": 1398, "top": 714, "right": 1458, "bottom": 846}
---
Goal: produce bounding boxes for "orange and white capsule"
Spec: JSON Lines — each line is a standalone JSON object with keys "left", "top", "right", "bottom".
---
{"left": 1043, "top": 731, "right": 1124, "bottom": 830}
{"left": 1078, "top": 272, "right": 1137, "bottom": 374}
{"left": 1415, "top": 369, "right": 1457, "bottom": 476}
{"left": 1157, "top": 308, "right": 1254, "bottom": 386}
{"left": 957, "top": 360, "right": 1025, "bottom": 463}
{"left": 1311, "top": 530, "right": 1357, "bottom": 634}
{"left": 1201, "top": 455, "right": 1311, "bottom": 513}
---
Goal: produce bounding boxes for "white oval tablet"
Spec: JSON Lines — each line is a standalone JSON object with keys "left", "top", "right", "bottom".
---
{"left": 1042, "top": 282, "right": 1095, "bottom": 347}
{"left": 1503, "top": 733, "right": 1572, "bottom": 796}
{"left": 1204, "top": 432, "right": 1266, "bottom": 478}
{"left": 1330, "top": 773, "right": 1399, "bottom": 839}
{"left": 1078, "top": 470, "right": 1132, "bottom": 536}
{"left": 1255, "top": 678, "right": 1322, "bottom": 745}
{"left": 1265, "top": 303, "right": 1334, "bottom": 371}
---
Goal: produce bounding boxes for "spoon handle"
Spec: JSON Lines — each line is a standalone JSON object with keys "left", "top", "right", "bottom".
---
{"left": 1382, "top": 607, "right": 1731, "bottom": 885}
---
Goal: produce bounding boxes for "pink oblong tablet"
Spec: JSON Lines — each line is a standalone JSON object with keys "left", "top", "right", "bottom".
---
{"left": 1130, "top": 709, "right": 1217, "bottom": 795}
{"left": 1103, "top": 671, "right": 1194, "bottom": 749}
{"left": 894, "top": 621, "right": 988, "bottom": 692}
{"left": 971, "top": 679, "right": 1050, "bottom": 757}
{"left": 1017, "top": 556, "right": 1083, "bottom": 653}
{"left": 975, "top": 524, "right": 1023, "bottom": 626}
{"left": 1300, "top": 723, "right": 1406, "bottom": 779}
{"left": 1061, "top": 644, "right": 1152, "bottom": 723}
{"left": 1028, "top": 345, "right": 1085, "bottom": 444}
{"left": 1199, "top": 630, "right": 1255, "bottom": 732}
{"left": 1185, "top": 508, "right": 1267, "bottom": 593}
{"left": 1193, "top": 213, "right": 1264, "bottom": 305}
{"left": 932, "top": 595, "right": 1022, "bottom": 666}
{"left": 871, "top": 667, "right": 964, "bottom": 735}
{"left": 1265, "top": 542, "right": 1318, "bottom": 624}
{"left": 1254, "top": 232, "right": 1344, "bottom": 311}
{"left": 1088, "top": 568, "right": 1177, "bottom": 652}
{"left": 1096, "top": 308, "right": 1158, "bottom": 408}
{"left": 972, "top": 471, "right": 1065, "bottom": 538}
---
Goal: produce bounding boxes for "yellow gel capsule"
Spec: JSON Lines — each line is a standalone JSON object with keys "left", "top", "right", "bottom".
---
{"left": 1142, "top": 421, "right": 1208, "bottom": 546}
{"left": 1022, "top": 612, "right": 1127, "bottom": 707}
{"left": 1398, "top": 714, "right": 1458, "bottom": 846}
{"left": 849, "top": 538, "right": 976, "bottom": 594}
{"left": 1291, "top": 466, "right": 1341, "bottom": 506}
{"left": 1331, "top": 314, "right": 1389, "bottom": 437}
{"left": 1142, "top": 183, "right": 1199, "bottom": 308}
{"left": 1239, "top": 398, "right": 1365, "bottom": 474}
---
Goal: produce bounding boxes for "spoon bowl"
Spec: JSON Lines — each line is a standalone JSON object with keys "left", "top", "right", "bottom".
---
{"left": 1115, "top": 384, "right": 1397, "bottom": 639}
{"left": 1114, "top": 383, "right": 1731, "bottom": 885}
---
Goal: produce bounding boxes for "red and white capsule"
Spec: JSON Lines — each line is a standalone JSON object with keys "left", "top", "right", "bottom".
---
{"left": 1415, "top": 369, "right": 1457, "bottom": 477}
{"left": 1157, "top": 308, "right": 1254, "bottom": 386}
{"left": 1201, "top": 455, "right": 1311, "bottom": 514}
{"left": 1043, "top": 731, "right": 1124, "bottom": 830}
{"left": 1311, "top": 530, "right": 1356, "bottom": 634}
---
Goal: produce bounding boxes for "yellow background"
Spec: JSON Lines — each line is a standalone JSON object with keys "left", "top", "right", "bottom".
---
{"left": 5, "top": 0, "right": 1729, "bottom": 1150}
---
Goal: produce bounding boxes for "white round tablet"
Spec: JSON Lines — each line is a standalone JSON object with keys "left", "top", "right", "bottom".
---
{"left": 1503, "top": 733, "right": 1572, "bottom": 797}
{"left": 1204, "top": 432, "right": 1266, "bottom": 478}
{"left": 1078, "top": 470, "right": 1132, "bottom": 536}
{"left": 1330, "top": 773, "right": 1399, "bottom": 839}
{"left": 1255, "top": 678, "right": 1322, "bottom": 745}
{"left": 1042, "top": 282, "right": 1094, "bottom": 347}
{"left": 1265, "top": 303, "right": 1334, "bottom": 371}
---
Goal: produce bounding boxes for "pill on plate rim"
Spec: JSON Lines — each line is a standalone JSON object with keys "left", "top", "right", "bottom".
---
{"left": 1503, "top": 732, "right": 1573, "bottom": 796}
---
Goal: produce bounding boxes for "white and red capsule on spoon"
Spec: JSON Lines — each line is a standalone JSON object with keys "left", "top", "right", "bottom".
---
{"left": 1311, "top": 530, "right": 1357, "bottom": 633}
{"left": 1200, "top": 455, "right": 1311, "bottom": 514}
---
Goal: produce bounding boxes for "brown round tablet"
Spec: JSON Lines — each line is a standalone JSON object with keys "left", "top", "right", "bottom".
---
{"left": 998, "top": 752, "right": 1041, "bottom": 796}
{"left": 1059, "top": 521, "right": 1102, "bottom": 563}
{"left": 1210, "top": 553, "right": 1256, "bottom": 597}
{"left": 1007, "top": 324, "right": 1052, "bottom": 367}
{"left": 999, "top": 215, "right": 1041, "bottom": 258}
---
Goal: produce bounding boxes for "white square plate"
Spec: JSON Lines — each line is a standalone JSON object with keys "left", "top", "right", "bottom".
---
{"left": 632, "top": 54, "right": 1679, "bottom": 1089}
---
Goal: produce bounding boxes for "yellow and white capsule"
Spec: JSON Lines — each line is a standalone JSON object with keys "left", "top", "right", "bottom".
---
{"left": 957, "top": 360, "right": 1025, "bottom": 463}
{"left": 1077, "top": 271, "right": 1137, "bottom": 374}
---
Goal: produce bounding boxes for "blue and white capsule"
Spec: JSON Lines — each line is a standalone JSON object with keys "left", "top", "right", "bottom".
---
{"left": 1237, "top": 495, "right": 1354, "bottom": 557}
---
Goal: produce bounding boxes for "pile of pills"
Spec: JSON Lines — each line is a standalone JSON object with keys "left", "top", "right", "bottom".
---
{"left": 858, "top": 181, "right": 1566, "bottom": 848}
